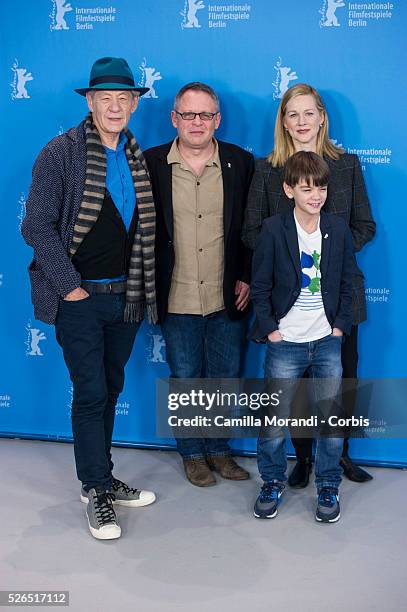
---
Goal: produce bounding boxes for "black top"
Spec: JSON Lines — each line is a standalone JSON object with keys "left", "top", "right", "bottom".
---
{"left": 72, "top": 191, "right": 138, "bottom": 279}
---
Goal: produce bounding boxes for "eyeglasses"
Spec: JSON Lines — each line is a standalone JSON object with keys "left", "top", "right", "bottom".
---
{"left": 175, "top": 111, "right": 218, "bottom": 121}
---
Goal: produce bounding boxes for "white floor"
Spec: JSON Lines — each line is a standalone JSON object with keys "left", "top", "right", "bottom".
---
{"left": 0, "top": 439, "right": 406, "bottom": 612}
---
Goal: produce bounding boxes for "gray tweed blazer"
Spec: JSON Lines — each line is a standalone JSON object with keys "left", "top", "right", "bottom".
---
{"left": 21, "top": 123, "right": 87, "bottom": 324}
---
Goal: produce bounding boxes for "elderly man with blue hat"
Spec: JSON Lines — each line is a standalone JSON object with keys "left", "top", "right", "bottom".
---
{"left": 22, "top": 57, "right": 157, "bottom": 540}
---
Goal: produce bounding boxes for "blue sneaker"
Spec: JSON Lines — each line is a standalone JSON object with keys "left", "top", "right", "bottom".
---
{"left": 315, "top": 488, "right": 340, "bottom": 523}
{"left": 254, "top": 481, "right": 285, "bottom": 519}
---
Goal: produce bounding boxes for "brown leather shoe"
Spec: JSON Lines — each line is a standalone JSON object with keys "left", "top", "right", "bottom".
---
{"left": 183, "top": 458, "right": 216, "bottom": 487}
{"left": 207, "top": 456, "right": 250, "bottom": 480}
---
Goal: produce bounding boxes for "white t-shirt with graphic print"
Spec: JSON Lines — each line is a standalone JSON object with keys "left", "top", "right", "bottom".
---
{"left": 278, "top": 212, "right": 332, "bottom": 343}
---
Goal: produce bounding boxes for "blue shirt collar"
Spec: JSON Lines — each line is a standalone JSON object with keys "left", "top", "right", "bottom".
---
{"left": 104, "top": 131, "right": 127, "bottom": 154}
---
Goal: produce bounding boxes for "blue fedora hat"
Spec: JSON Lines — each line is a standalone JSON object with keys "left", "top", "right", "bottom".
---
{"left": 75, "top": 56, "right": 149, "bottom": 96}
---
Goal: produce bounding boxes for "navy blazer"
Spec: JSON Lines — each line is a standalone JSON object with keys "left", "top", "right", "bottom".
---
{"left": 242, "top": 154, "right": 376, "bottom": 325}
{"left": 251, "top": 210, "right": 355, "bottom": 341}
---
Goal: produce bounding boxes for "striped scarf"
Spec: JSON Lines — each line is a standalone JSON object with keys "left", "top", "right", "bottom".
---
{"left": 69, "top": 114, "right": 157, "bottom": 324}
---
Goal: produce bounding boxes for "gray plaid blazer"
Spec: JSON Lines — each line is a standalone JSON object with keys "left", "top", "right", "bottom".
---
{"left": 242, "top": 153, "right": 376, "bottom": 324}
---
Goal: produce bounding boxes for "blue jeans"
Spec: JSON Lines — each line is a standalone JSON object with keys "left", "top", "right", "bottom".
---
{"left": 161, "top": 310, "right": 246, "bottom": 459}
{"left": 257, "top": 334, "right": 344, "bottom": 492}
{"left": 55, "top": 294, "right": 139, "bottom": 491}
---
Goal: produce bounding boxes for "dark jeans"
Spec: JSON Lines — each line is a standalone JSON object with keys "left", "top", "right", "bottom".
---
{"left": 55, "top": 294, "right": 139, "bottom": 491}
{"left": 161, "top": 310, "right": 246, "bottom": 459}
{"left": 258, "top": 334, "right": 343, "bottom": 491}
{"left": 291, "top": 325, "right": 358, "bottom": 460}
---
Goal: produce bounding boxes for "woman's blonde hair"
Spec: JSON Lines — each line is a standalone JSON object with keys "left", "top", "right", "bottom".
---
{"left": 268, "top": 83, "right": 344, "bottom": 167}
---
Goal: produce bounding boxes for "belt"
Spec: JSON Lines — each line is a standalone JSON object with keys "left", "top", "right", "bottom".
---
{"left": 81, "top": 281, "right": 127, "bottom": 295}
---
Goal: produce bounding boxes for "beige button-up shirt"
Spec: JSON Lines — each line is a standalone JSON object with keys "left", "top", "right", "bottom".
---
{"left": 167, "top": 138, "right": 225, "bottom": 315}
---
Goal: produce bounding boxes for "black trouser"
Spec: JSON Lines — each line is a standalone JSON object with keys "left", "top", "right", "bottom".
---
{"left": 55, "top": 293, "right": 139, "bottom": 491}
{"left": 291, "top": 325, "right": 358, "bottom": 460}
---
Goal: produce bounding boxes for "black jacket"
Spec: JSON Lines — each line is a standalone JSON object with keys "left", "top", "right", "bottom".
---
{"left": 251, "top": 210, "right": 355, "bottom": 341}
{"left": 144, "top": 140, "right": 254, "bottom": 323}
{"left": 242, "top": 154, "right": 376, "bottom": 325}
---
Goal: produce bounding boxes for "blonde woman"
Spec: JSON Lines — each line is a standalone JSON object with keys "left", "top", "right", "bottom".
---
{"left": 242, "top": 83, "right": 376, "bottom": 485}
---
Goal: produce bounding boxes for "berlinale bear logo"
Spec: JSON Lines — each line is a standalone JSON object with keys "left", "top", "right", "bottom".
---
{"left": 50, "top": 0, "right": 73, "bottom": 31}
{"left": 139, "top": 58, "right": 162, "bottom": 99}
{"left": 319, "top": 0, "right": 345, "bottom": 28}
{"left": 146, "top": 329, "right": 166, "bottom": 363}
{"left": 273, "top": 57, "right": 298, "bottom": 100}
{"left": 10, "top": 60, "right": 33, "bottom": 100}
{"left": 181, "top": 0, "right": 205, "bottom": 29}
{"left": 26, "top": 323, "right": 47, "bottom": 357}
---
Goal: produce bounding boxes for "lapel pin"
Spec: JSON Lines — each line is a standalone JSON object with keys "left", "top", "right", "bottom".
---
{"left": 228, "top": 162, "right": 231, "bottom": 168}
{"left": 324, "top": 233, "right": 329, "bottom": 239}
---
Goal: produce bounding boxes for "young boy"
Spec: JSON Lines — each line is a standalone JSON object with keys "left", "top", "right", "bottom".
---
{"left": 251, "top": 151, "right": 355, "bottom": 523}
